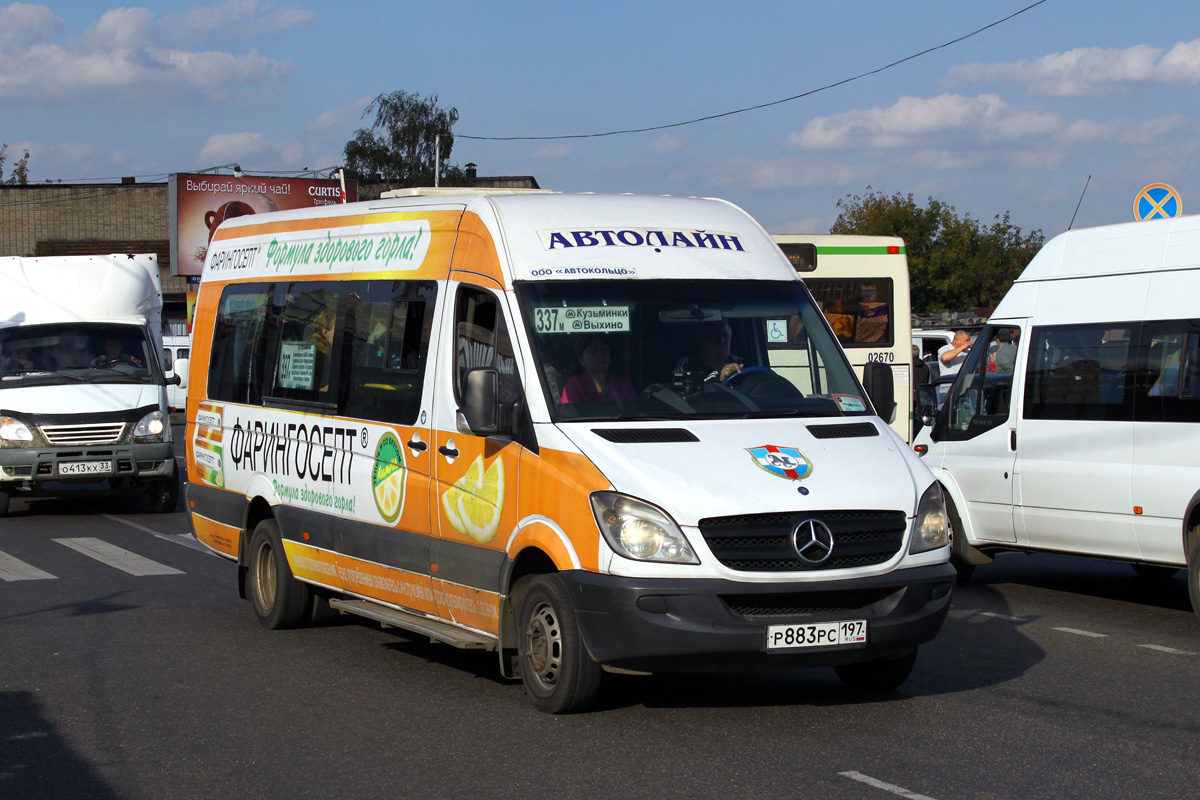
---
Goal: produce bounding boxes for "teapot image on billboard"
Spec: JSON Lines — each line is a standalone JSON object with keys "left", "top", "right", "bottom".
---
{"left": 205, "top": 201, "right": 256, "bottom": 243}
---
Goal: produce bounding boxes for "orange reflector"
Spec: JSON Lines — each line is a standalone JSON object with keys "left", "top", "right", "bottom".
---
{"left": 430, "top": 562, "right": 439, "bottom": 573}
{"left": 1134, "top": 506, "right": 1143, "bottom": 515}
{"left": 303, "top": 531, "right": 310, "bottom": 540}
{"left": 188, "top": 500, "right": 195, "bottom": 509}
{"left": 914, "top": 444, "right": 928, "bottom": 454}
{"left": 887, "top": 245, "right": 900, "bottom": 254}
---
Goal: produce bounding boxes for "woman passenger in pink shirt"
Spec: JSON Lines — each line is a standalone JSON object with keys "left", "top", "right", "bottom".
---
{"left": 561, "top": 335, "right": 638, "bottom": 404}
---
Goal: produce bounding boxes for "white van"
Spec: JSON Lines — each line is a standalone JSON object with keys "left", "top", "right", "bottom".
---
{"left": 914, "top": 214, "right": 1200, "bottom": 619}
{"left": 187, "top": 191, "right": 954, "bottom": 712}
{"left": 162, "top": 334, "right": 191, "bottom": 410}
{"left": 0, "top": 253, "right": 181, "bottom": 515}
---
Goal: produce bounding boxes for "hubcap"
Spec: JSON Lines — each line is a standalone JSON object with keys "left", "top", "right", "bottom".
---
{"left": 253, "top": 540, "right": 277, "bottom": 612}
{"left": 524, "top": 601, "right": 562, "bottom": 692}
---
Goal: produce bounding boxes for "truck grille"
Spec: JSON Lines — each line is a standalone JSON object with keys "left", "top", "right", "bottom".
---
{"left": 40, "top": 423, "right": 125, "bottom": 446}
{"left": 698, "top": 510, "right": 907, "bottom": 572}
{"left": 721, "top": 587, "right": 898, "bottom": 618}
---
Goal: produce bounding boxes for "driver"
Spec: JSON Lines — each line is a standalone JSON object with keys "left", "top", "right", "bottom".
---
{"left": 91, "top": 336, "right": 142, "bottom": 368}
{"left": 672, "top": 318, "right": 747, "bottom": 393}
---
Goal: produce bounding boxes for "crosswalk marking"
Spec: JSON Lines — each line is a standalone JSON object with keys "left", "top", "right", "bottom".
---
{"left": 100, "top": 514, "right": 218, "bottom": 557}
{"left": 0, "top": 550, "right": 57, "bottom": 581}
{"left": 53, "top": 537, "right": 184, "bottom": 576}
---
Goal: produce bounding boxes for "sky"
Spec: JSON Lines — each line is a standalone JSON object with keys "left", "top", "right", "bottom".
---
{"left": 2, "top": 0, "right": 1198, "bottom": 238}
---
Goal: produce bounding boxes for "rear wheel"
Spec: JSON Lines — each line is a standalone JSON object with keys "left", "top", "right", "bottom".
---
{"left": 517, "top": 574, "right": 602, "bottom": 714}
{"left": 247, "top": 519, "right": 310, "bottom": 629}
{"left": 835, "top": 648, "right": 918, "bottom": 692}
{"left": 1187, "top": 529, "right": 1200, "bottom": 624}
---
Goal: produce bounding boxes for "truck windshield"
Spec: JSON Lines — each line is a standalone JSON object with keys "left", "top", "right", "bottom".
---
{"left": 516, "top": 279, "right": 870, "bottom": 422}
{"left": 0, "top": 323, "right": 158, "bottom": 387}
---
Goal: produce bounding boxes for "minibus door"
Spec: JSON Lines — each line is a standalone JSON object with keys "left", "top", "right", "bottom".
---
{"left": 938, "top": 325, "right": 1022, "bottom": 544}
{"left": 429, "top": 282, "right": 524, "bottom": 636}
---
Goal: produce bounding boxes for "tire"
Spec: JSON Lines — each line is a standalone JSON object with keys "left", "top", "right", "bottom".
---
{"left": 0, "top": 489, "right": 10, "bottom": 517}
{"left": 146, "top": 466, "right": 180, "bottom": 514}
{"left": 1188, "top": 530, "right": 1200, "bottom": 625}
{"left": 834, "top": 648, "right": 918, "bottom": 692}
{"left": 247, "top": 519, "right": 310, "bottom": 630}
{"left": 1131, "top": 563, "right": 1180, "bottom": 580}
{"left": 517, "top": 574, "right": 603, "bottom": 714}
{"left": 946, "top": 492, "right": 976, "bottom": 586}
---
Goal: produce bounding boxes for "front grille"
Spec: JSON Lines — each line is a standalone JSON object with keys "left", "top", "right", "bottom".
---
{"left": 722, "top": 588, "right": 897, "bottom": 618}
{"left": 807, "top": 422, "right": 879, "bottom": 439}
{"left": 40, "top": 423, "right": 125, "bottom": 446}
{"left": 699, "top": 510, "right": 907, "bottom": 572}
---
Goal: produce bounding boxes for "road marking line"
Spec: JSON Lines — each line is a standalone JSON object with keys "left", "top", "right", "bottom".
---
{"left": 100, "top": 514, "right": 218, "bottom": 557}
{"left": 0, "top": 550, "right": 57, "bottom": 581}
{"left": 981, "top": 611, "right": 1027, "bottom": 622}
{"left": 1054, "top": 627, "right": 1108, "bottom": 638}
{"left": 1139, "top": 644, "right": 1195, "bottom": 656}
{"left": 53, "top": 538, "right": 184, "bottom": 576}
{"left": 840, "top": 771, "right": 939, "bottom": 800}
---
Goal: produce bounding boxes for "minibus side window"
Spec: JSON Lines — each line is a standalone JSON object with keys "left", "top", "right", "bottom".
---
{"left": 1023, "top": 323, "right": 1137, "bottom": 422}
{"left": 339, "top": 280, "right": 437, "bottom": 425}
{"left": 269, "top": 284, "right": 340, "bottom": 406}
{"left": 454, "top": 287, "right": 519, "bottom": 405}
{"left": 1136, "top": 320, "right": 1200, "bottom": 423}
{"left": 209, "top": 284, "right": 271, "bottom": 404}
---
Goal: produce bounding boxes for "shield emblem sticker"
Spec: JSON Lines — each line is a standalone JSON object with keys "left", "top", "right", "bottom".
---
{"left": 747, "top": 445, "right": 813, "bottom": 481}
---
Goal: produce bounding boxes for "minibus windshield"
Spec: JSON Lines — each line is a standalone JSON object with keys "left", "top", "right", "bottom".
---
{"left": 517, "top": 279, "right": 871, "bottom": 422}
{"left": 0, "top": 323, "right": 158, "bottom": 387}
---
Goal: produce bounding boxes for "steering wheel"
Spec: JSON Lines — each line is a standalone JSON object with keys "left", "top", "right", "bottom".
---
{"left": 722, "top": 366, "right": 803, "bottom": 399}
{"left": 721, "top": 365, "right": 772, "bottom": 385}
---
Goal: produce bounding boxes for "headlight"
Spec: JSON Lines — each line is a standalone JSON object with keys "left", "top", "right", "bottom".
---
{"left": 0, "top": 416, "right": 34, "bottom": 448}
{"left": 133, "top": 410, "right": 165, "bottom": 441}
{"left": 590, "top": 491, "right": 699, "bottom": 564}
{"left": 909, "top": 481, "right": 950, "bottom": 554}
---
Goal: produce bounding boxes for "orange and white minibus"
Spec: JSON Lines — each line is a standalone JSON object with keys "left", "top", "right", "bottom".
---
{"left": 186, "top": 190, "right": 953, "bottom": 712}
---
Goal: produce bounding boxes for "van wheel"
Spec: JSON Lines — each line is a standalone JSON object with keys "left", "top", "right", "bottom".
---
{"left": 946, "top": 493, "right": 975, "bottom": 586}
{"left": 834, "top": 648, "right": 917, "bottom": 691}
{"left": 517, "top": 574, "right": 602, "bottom": 714}
{"left": 1131, "top": 563, "right": 1180, "bottom": 579}
{"left": 0, "top": 489, "right": 10, "bottom": 517}
{"left": 247, "top": 519, "right": 310, "bottom": 629}
{"left": 1187, "top": 530, "right": 1200, "bottom": 624}
{"left": 146, "top": 467, "right": 180, "bottom": 514}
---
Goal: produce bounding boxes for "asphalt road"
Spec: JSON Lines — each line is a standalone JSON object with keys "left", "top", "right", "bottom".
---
{"left": 2, "top": 445, "right": 1197, "bottom": 798}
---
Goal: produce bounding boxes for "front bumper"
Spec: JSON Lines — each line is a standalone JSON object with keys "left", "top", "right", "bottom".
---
{"left": 0, "top": 441, "right": 175, "bottom": 491}
{"left": 560, "top": 562, "right": 955, "bottom": 673}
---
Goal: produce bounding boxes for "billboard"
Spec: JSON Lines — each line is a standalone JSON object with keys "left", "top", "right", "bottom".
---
{"left": 169, "top": 173, "right": 358, "bottom": 277}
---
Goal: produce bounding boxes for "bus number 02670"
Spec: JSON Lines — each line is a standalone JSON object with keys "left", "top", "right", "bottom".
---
{"left": 866, "top": 352, "right": 894, "bottom": 363}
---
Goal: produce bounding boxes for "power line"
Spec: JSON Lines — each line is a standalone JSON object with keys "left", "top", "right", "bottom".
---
{"left": 456, "top": 0, "right": 1050, "bottom": 142}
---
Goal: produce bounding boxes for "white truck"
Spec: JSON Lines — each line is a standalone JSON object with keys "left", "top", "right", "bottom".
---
{"left": 0, "top": 253, "right": 182, "bottom": 515}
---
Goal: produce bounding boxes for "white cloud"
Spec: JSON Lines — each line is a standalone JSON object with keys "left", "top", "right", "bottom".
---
{"left": 198, "top": 131, "right": 272, "bottom": 163}
{"left": 648, "top": 133, "right": 685, "bottom": 153}
{"left": 906, "top": 149, "right": 973, "bottom": 170}
{"left": 946, "top": 39, "right": 1200, "bottom": 96}
{"left": 0, "top": 2, "right": 64, "bottom": 47}
{"left": 0, "top": 4, "right": 293, "bottom": 103}
{"left": 174, "top": 1, "right": 317, "bottom": 40}
{"left": 708, "top": 156, "right": 874, "bottom": 190}
{"left": 535, "top": 143, "right": 572, "bottom": 159}
{"left": 312, "top": 97, "right": 373, "bottom": 132}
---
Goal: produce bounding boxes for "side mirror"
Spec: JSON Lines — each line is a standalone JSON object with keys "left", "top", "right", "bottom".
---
{"left": 460, "top": 367, "right": 499, "bottom": 434}
{"left": 863, "top": 361, "right": 896, "bottom": 423}
{"left": 916, "top": 384, "right": 938, "bottom": 426}
{"left": 171, "top": 358, "right": 189, "bottom": 389}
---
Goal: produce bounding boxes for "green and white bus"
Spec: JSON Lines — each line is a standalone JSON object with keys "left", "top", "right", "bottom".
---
{"left": 771, "top": 235, "right": 913, "bottom": 442}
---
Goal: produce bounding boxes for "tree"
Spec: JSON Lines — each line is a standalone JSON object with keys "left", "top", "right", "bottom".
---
{"left": 831, "top": 188, "right": 1043, "bottom": 312}
{"left": 0, "top": 144, "right": 30, "bottom": 185}
{"left": 343, "top": 91, "right": 469, "bottom": 190}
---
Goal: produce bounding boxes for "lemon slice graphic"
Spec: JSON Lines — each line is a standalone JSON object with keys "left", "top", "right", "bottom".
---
{"left": 441, "top": 455, "right": 505, "bottom": 542}
{"left": 372, "top": 434, "right": 405, "bottom": 523}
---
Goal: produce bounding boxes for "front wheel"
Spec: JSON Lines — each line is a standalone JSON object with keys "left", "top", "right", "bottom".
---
{"left": 247, "top": 519, "right": 310, "bottom": 629}
{"left": 145, "top": 467, "right": 180, "bottom": 514}
{"left": 517, "top": 574, "right": 602, "bottom": 714}
{"left": 0, "top": 488, "right": 10, "bottom": 517}
{"left": 946, "top": 492, "right": 975, "bottom": 586}
{"left": 834, "top": 648, "right": 918, "bottom": 692}
{"left": 1187, "top": 529, "right": 1200, "bottom": 624}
